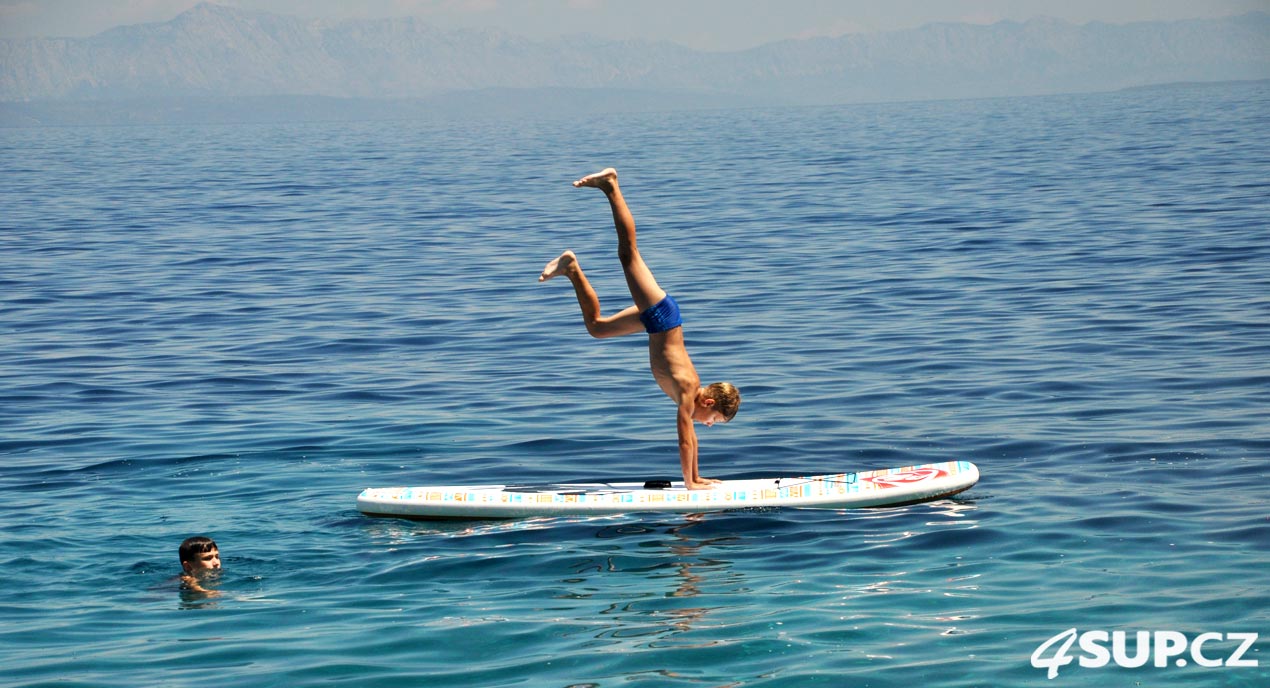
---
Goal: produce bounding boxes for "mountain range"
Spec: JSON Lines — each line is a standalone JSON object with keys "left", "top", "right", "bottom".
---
{"left": 2, "top": 3, "right": 1268, "bottom": 123}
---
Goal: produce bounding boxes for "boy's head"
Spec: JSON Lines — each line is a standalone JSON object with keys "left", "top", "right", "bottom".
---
{"left": 702, "top": 382, "right": 740, "bottom": 422}
{"left": 179, "top": 536, "right": 221, "bottom": 573}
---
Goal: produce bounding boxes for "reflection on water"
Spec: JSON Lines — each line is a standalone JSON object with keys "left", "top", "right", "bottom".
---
{"left": 357, "top": 497, "right": 986, "bottom": 655}
{"left": 569, "top": 515, "right": 733, "bottom": 650}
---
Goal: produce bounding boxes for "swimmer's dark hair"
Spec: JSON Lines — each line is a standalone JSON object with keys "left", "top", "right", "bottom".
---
{"left": 179, "top": 536, "right": 217, "bottom": 566}
{"left": 704, "top": 382, "right": 740, "bottom": 422}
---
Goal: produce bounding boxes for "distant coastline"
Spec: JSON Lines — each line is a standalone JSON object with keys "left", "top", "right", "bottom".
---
{"left": 2, "top": 3, "right": 1266, "bottom": 125}
{"left": 1116, "top": 77, "right": 1270, "bottom": 93}
{"left": 3, "top": 79, "right": 1267, "bottom": 128}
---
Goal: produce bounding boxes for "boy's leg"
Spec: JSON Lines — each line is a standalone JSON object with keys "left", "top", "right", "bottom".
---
{"left": 573, "top": 168, "right": 666, "bottom": 312}
{"left": 540, "top": 250, "right": 643, "bottom": 338}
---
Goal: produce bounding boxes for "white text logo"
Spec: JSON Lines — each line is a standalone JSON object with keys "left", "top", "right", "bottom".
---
{"left": 1031, "top": 628, "right": 1258, "bottom": 679}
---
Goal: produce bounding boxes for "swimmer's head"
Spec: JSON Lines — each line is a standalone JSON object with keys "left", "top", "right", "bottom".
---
{"left": 179, "top": 536, "right": 221, "bottom": 573}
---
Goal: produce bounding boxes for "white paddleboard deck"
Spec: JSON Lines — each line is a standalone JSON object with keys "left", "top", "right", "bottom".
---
{"left": 357, "top": 460, "right": 978, "bottom": 520}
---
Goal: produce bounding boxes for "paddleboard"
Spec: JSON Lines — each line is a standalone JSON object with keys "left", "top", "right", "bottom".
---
{"left": 357, "top": 460, "right": 978, "bottom": 520}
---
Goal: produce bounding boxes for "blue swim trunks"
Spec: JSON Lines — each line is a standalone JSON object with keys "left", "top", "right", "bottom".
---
{"left": 640, "top": 295, "right": 683, "bottom": 334}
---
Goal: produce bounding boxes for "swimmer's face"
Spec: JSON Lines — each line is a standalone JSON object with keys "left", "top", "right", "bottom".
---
{"left": 183, "top": 547, "right": 221, "bottom": 572}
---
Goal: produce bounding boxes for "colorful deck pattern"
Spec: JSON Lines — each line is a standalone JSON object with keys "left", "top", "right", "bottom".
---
{"left": 357, "top": 460, "right": 979, "bottom": 520}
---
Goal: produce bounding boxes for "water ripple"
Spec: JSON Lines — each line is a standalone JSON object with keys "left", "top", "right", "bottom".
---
{"left": 2, "top": 82, "right": 1269, "bottom": 687}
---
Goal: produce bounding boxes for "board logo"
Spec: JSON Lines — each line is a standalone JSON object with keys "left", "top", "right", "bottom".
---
{"left": 862, "top": 467, "right": 947, "bottom": 488}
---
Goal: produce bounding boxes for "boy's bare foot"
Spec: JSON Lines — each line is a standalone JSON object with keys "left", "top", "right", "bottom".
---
{"left": 686, "top": 480, "right": 719, "bottom": 490}
{"left": 539, "top": 250, "right": 576, "bottom": 282}
{"left": 572, "top": 168, "right": 618, "bottom": 190}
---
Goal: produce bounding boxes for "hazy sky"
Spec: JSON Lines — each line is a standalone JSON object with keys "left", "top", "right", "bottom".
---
{"left": 1, "top": 0, "right": 1266, "bottom": 50}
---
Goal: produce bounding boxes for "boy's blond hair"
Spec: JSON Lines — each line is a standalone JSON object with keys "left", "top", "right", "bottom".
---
{"left": 704, "top": 382, "right": 740, "bottom": 422}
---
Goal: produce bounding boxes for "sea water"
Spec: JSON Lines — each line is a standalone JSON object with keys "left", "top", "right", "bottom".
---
{"left": 1, "top": 81, "right": 1267, "bottom": 687}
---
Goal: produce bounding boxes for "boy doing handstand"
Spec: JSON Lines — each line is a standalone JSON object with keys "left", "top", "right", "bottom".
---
{"left": 540, "top": 168, "right": 739, "bottom": 489}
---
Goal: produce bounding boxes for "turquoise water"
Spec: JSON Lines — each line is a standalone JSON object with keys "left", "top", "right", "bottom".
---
{"left": 2, "top": 82, "right": 1268, "bottom": 687}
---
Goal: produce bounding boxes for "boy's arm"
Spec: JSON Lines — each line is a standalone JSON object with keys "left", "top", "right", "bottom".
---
{"left": 676, "top": 403, "right": 703, "bottom": 489}
{"left": 181, "top": 574, "right": 210, "bottom": 594}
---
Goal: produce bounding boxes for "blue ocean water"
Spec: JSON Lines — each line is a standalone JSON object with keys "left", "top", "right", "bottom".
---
{"left": 2, "top": 81, "right": 1268, "bottom": 687}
